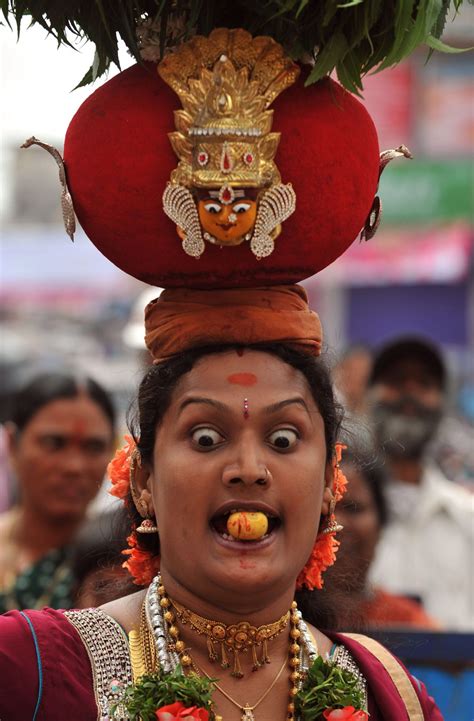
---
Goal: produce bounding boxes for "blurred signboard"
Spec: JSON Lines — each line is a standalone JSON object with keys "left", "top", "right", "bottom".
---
{"left": 419, "top": 56, "right": 474, "bottom": 157}
{"left": 362, "top": 63, "right": 414, "bottom": 151}
{"left": 378, "top": 160, "right": 473, "bottom": 224}
{"left": 316, "top": 223, "right": 473, "bottom": 285}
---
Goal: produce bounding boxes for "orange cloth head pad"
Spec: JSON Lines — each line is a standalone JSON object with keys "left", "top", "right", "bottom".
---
{"left": 144, "top": 285, "right": 322, "bottom": 362}
{"left": 64, "top": 35, "right": 379, "bottom": 289}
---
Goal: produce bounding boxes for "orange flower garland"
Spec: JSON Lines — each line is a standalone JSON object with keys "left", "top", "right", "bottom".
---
{"left": 296, "top": 443, "right": 348, "bottom": 591}
{"left": 122, "top": 531, "right": 160, "bottom": 586}
{"left": 108, "top": 436, "right": 160, "bottom": 585}
{"left": 109, "top": 437, "right": 348, "bottom": 589}
{"left": 108, "top": 434, "right": 136, "bottom": 503}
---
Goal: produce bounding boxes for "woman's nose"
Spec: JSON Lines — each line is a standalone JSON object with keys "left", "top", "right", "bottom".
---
{"left": 221, "top": 443, "right": 270, "bottom": 488}
{"left": 61, "top": 448, "right": 88, "bottom": 475}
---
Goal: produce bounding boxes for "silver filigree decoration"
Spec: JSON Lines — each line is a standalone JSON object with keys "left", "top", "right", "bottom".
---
{"left": 360, "top": 144, "right": 412, "bottom": 242}
{"left": 162, "top": 183, "right": 205, "bottom": 258}
{"left": 250, "top": 183, "right": 296, "bottom": 259}
{"left": 21, "top": 136, "right": 76, "bottom": 241}
{"left": 378, "top": 144, "right": 413, "bottom": 179}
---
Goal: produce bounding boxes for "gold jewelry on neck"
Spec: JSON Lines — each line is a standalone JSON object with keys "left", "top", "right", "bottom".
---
{"left": 195, "top": 655, "right": 288, "bottom": 721}
{"left": 191, "top": 600, "right": 304, "bottom": 721}
{"left": 169, "top": 597, "right": 290, "bottom": 678}
{"left": 129, "top": 602, "right": 157, "bottom": 682}
{"left": 132, "top": 580, "right": 314, "bottom": 721}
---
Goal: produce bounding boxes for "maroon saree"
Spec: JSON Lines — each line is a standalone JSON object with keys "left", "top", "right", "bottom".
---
{"left": 0, "top": 609, "right": 443, "bottom": 721}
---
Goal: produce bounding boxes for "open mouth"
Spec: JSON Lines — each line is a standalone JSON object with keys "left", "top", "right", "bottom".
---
{"left": 209, "top": 508, "right": 282, "bottom": 543}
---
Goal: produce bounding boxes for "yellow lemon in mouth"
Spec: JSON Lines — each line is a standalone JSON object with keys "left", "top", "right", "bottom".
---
{"left": 226, "top": 511, "right": 269, "bottom": 541}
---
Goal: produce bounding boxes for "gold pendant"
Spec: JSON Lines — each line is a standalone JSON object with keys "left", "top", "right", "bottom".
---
{"left": 241, "top": 706, "right": 255, "bottom": 721}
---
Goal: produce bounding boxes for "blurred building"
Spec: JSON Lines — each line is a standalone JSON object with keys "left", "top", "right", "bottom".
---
{"left": 305, "top": 9, "right": 473, "bottom": 403}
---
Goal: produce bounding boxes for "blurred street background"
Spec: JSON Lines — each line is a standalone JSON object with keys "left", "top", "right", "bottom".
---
{"left": 1, "top": 11, "right": 473, "bottom": 451}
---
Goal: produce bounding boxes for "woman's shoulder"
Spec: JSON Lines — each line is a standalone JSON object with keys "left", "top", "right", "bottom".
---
{"left": 0, "top": 608, "right": 98, "bottom": 721}
{"left": 0, "top": 607, "right": 78, "bottom": 648}
{"left": 331, "top": 631, "right": 443, "bottom": 721}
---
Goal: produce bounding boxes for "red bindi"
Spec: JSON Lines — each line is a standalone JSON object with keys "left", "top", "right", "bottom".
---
{"left": 71, "top": 420, "right": 87, "bottom": 441}
{"left": 227, "top": 373, "right": 258, "bottom": 386}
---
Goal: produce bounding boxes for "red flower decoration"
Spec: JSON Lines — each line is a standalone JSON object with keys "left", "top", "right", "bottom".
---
{"left": 108, "top": 434, "right": 135, "bottom": 501}
{"left": 156, "top": 701, "right": 209, "bottom": 721}
{"left": 323, "top": 707, "right": 368, "bottom": 721}
{"left": 108, "top": 435, "right": 160, "bottom": 586}
{"left": 296, "top": 443, "right": 348, "bottom": 591}
{"left": 122, "top": 530, "right": 160, "bottom": 586}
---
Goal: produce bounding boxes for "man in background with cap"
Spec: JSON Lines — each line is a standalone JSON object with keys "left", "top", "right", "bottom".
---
{"left": 367, "top": 336, "right": 473, "bottom": 630}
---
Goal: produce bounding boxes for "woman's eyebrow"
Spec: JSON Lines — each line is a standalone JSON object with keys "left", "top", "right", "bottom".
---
{"left": 177, "top": 396, "right": 312, "bottom": 416}
{"left": 264, "top": 397, "right": 311, "bottom": 415}
{"left": 178, "top": 397, "right": 228, "bottom": 415}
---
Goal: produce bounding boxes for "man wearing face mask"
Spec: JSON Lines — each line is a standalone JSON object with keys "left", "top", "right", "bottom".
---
{"left": 367, "top": 336, "right": 473, "bottom": 631}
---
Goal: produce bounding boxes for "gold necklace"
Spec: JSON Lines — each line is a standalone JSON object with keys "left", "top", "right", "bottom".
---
{"left": 170, "top": 596, "right": 290, "bottom": 678}
{"left": 193, "top": 655, "right": 288, "bottom": 721}
{"left": 157, "top": 583, "right": 305, "bottom": 720}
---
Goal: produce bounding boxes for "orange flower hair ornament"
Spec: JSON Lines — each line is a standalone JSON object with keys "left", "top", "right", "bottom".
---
{"left": 296, "top": 443, "right": 348, "bottom": 591}
{"left": 108, "top": 436, "right": 160, "bottom": 585}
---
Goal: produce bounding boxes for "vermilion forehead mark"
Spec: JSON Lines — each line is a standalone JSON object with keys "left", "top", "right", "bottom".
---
{"left": 227, "top": 373, "right": 258, "bottom": 386}
{"left": 71, "top": 419, "right": 87, "bottom": 439}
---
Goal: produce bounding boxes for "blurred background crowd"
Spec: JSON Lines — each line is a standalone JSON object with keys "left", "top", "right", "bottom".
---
{"left": 0, "top": 9, "right": 473, "bottom": 718}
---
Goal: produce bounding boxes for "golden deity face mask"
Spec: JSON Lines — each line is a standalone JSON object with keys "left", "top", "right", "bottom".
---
{"left": 159, "top": 28, "right": 299, "bottom": 259}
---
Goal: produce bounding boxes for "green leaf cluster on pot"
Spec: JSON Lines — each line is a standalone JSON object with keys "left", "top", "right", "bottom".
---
{"left": 1, "top": 0, "right": 469, "bottom": 90}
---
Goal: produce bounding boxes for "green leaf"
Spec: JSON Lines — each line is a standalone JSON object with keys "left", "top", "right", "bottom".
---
{"left": 305, "top": 30, "right": 349, "bottom": 85}
{"left": 2, "top": 0, "right": 472, "bottom": 92}
{"left": 425, "top": 33, "right": 473, "bottom": 51}
{"left": 337, "top": 0, "right": 364, "bottom": 7}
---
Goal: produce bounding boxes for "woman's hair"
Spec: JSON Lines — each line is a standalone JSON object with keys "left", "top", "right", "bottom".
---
{"left": 340, "top": 446, "right": 388, "bottom": 527}
{"left": 70, "top": 507, "right": 131, "bottom": 605}
{"left": 125, "top": 342, "right": 345, "bottom": 628}
{"left": 8, "top": 371, "right": 116, "bottom": 433}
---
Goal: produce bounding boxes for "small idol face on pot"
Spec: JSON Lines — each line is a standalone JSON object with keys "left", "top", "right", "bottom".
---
{"left": 197, "top": 190, "right": 257, "bottom": 246}
{"left": 147, "top": 350, "right": 332, "bottom": 609}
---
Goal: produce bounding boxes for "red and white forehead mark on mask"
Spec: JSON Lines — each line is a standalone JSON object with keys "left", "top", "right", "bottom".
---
{"left": 227, "top": 372, "right": 258, "bottom": 386}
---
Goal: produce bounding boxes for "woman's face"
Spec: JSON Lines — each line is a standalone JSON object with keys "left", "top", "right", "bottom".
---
{"left": 335, "top": 462, "right": 380, "bottom": 582}
{"left": 147, "top": 350, "right": 331, "bottom": 606}
{"left": 9, "top": 395, "right": 114, "bottom": 521}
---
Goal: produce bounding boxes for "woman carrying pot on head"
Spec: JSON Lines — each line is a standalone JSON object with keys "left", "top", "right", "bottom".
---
{"left": 0, "top": 372, "right": 116, "bottom": 613}
{"left": 0, "top": 14, "right": 448, "bottom": 720}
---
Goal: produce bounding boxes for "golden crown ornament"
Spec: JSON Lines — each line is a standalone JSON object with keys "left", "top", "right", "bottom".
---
{"left": 159, "top": 28, "right": 299, "bottom": 259}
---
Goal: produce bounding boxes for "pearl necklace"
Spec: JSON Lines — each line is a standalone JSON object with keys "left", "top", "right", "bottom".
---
{"left": 145, "top": 574, "right": 318, "bottom": 720}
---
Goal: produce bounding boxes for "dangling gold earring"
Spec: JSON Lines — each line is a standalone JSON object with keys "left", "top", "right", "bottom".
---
{"left": 322, "top": 447, "right": 346, "bottom": 536}
{"left": 322, "top": 493, "right": 343, "bottom": 535}
{"left": 136, "top": 518, "right": 158, "bottom": 534}
{"left": 129, "top": 448, "right": 158, "bottom": 534}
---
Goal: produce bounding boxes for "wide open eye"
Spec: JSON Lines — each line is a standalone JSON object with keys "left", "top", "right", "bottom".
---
{"left": 233, "top": 202, "right": 252, "bottom": 214}
{"left": 191, "top": 427, "right": 224, "bottom": 448}
{"left": 203, "top": 202, "right": 221, "bottom": 214}
{"left": 267, "top": 429, "right": 299, "bottom": 450}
